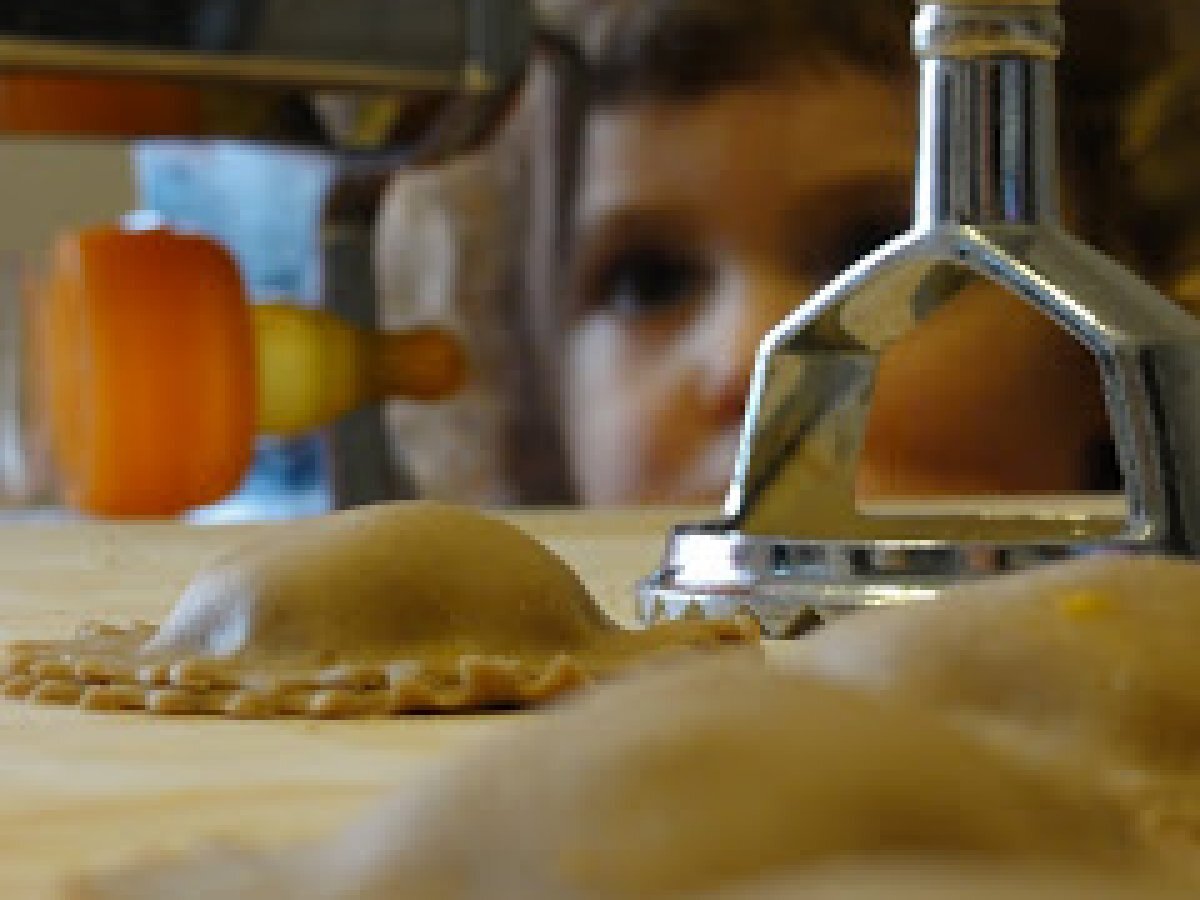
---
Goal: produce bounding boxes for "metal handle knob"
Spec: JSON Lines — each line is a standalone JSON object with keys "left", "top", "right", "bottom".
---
{"left": 915, "top": 1, "right": 1062, "bottom": 60}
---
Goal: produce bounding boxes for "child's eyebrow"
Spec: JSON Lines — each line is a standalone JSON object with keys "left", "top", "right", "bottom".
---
{"left": 569, "top": 171, "right": 914, "bottom": 275}
{"left": 572, "top": 206, "right": 703, "bottom": 254}
{"left": 784, "top": 171, "right": 913, "bottom": 223}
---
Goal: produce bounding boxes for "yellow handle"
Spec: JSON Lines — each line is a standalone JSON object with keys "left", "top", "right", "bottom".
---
{"left": 254, "top": 305, "right": 469, "bottom": 437}
{"left": 253, "top": 305, "right": 367, "bottom": 437}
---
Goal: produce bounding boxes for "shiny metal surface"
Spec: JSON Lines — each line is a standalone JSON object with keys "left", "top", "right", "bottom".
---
{"left": 913, "top": 5, "right": 1062, "bottom": 60}
{"left": 0, "top": 0, "right": 533, "bottom": 153}
{"left": 640, "top": 530, "right": 1130, "bottom": 638}
{"left": 639, "top": 0, "right": 1200, "bottom": 636}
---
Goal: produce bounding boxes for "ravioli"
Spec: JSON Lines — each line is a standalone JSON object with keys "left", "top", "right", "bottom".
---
{"left": 798, "top": 555, "right": 1200, "bottom": 868}
{"left": 1, "top": 503, "right": 753, "bottom": 717}
{"left": 71, "top": 658, "right": 1139, "bottom": 899}
{"left": 801, "top": 555, "right": 1200, "bottom": 769}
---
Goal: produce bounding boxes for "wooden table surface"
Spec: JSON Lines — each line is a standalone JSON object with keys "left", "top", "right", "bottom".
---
{"left": 0, "top": 507, "right": 702, "bottom": 898}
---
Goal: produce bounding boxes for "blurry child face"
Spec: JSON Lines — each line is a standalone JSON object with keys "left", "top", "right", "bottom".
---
{"left": 564, "top": 69, "right": 914, "bottom": 504}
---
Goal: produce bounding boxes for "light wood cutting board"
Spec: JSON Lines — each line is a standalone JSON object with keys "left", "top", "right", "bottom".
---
{"left": 0, "top": 507, "right": 704, "bottom": 899}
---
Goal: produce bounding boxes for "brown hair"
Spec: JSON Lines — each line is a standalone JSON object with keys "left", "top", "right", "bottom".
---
{"left": 538, "top": 0, "right": 1172, "bottom": 260}
{"left": 542, "top": 0, "right": 911, "bottom": 104}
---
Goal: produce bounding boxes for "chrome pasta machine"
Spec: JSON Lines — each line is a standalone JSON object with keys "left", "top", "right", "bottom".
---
{"left": 639, "top": 0, "right": 1200, "bottom": 636}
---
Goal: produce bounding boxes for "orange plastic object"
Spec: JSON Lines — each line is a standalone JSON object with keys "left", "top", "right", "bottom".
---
{"left": 38, "top": 227, "right": 256, "bottom": 517}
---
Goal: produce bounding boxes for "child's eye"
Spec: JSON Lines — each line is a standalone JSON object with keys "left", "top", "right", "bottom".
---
{"left": 593, "top": 247, "right": 711, "bottom": 317}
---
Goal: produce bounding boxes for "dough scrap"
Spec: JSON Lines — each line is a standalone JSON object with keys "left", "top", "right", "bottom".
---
{"left": 1, "top": 503, "right": 754, "bottom": 718}
{"left": 800, "top": 555, "right": 1200, "bottom": 769}
{"left": 72, "top": 657, "right": 1139, "bottom": 899}
{"left": 796, "top": 555, "right": 1200, "bottom": 869}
